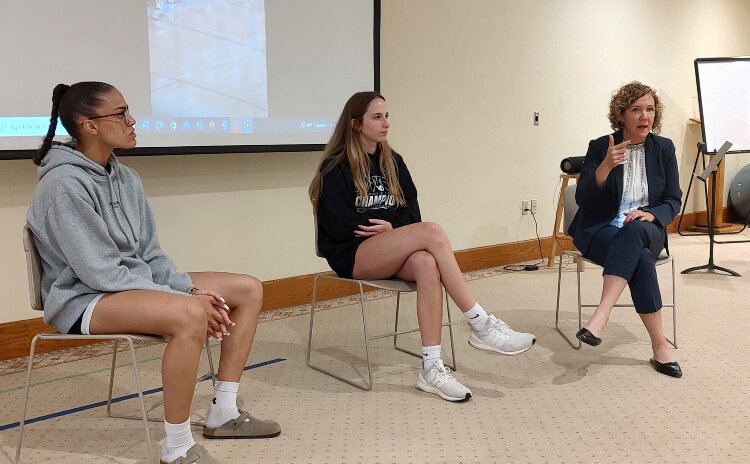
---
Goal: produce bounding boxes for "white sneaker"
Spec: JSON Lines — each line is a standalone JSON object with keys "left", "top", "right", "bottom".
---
{"left": 468, "top": 314, "right": 535, "bottom": 355}
{"left": 416, "top": 359, "right": 472, "bottom": 402}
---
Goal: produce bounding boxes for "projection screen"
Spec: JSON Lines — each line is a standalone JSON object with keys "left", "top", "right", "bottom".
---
{"left": 0, "top": 0, "right": 379, "bottom": 159}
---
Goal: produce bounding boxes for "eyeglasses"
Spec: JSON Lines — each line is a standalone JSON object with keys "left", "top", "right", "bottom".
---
{"left": 84, "top": 108, "right": 131, "bottom": 125}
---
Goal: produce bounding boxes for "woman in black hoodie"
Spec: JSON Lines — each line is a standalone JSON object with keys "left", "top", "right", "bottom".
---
{"left": 309, "top": 92, "right": 535, "bottom": 402}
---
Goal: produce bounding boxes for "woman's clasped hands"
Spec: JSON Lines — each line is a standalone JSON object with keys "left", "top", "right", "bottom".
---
{"left": 191, "top": 289, "right": 235, "bottom": 340}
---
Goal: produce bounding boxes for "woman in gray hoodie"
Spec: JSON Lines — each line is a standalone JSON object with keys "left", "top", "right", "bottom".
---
{"left": 27, "top": 82, "right": 279, "bottom": 464}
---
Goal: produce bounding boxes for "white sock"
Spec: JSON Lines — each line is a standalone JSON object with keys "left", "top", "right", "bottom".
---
{"left": 161, "top": 418, "right": 195, "bottom": 463}
{"left": 421, "top": 345, "right": 442, "bottom": 371}
{"left": 205, "top": 380, "right": 241, "bottom": 428}
{"left": 464, "top": 303, "right": 489, "bottom": 331}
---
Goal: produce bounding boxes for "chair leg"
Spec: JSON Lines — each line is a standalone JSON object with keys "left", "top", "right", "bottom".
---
{"left": 15, "top": 335, "right": 40, "bottom": 464}
{"left": 204, "top": 340, "right": 217, "bottom": 386}
{"left": 308, "top": 276, "right": 458, "bottom": 390}
{"left": 305, "top": 274, "right": 320, "bottom": 368}
{"left": 666, "top": 258, "right": 678, "bottom": 349}
{"left": 393, "top": 291, "right": 422, "bottom": 360}
{"left": 555, "top": 253, "right": 583, "bottom": 349}
{"left": 141, "top": 342, "right": 214, "bottom": 427}
{"left": 307, "top": 276, "right": 374, "bottom": 390}
{"left": 556, "top": 253, "right": 677, "bottom": 351}
{"left": 554, "top": 255, "right": 563, "bottom": 329}
{"left": 393, "top": 291, "right": 401, "bottom": 348}
{"left": 359, "top": 282, "right": 374, "bottom": 391}
{"left": 16, "top": 335, "right": 210, "bottom": 463}
{"left": 576, "top": 258, "right": 584, "bottom": 346}
{"left": 108, "top": 337, "right": 211, "bottom": 427}
{"left": 444, "top": 292, "right": 457, "bottom": 371}
{"left": 392, "top": 289, "right": 456, "bottom": 370}
{"left": 105, "top": 338, "right": 157, "bottom": 460}
{"left": 127, "top": 338, "right": 155, "bottom": 464}
{"left": 672, "top": 258, "right": 678, "bottom": 349}
{"left": 106, "top": 340, "right": 119, "bottom": 418}
{"left": 195, "top": 339, "right": 217, "bottom": 386}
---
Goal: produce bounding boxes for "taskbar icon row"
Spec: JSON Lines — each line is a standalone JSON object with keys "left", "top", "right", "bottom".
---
{"left": 138, "top": 118, "right": 254, "bottom": 133}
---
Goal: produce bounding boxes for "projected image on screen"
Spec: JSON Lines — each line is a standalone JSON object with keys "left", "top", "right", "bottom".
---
{"left": 0, "top": 0, "right": 375, "bottom": 156}
{"left": 148, "top": 0, "right": 268, "bottom": 119}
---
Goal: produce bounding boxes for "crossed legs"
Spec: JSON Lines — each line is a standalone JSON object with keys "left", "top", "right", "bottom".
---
{"left": 582, "top": 223, "right": 675, "bottom": 363}
{"left": 352, "top": 221, "right": 478, "bottom": 346}
{"left": 351, "top": 221, "right": 535, "bottom": 400}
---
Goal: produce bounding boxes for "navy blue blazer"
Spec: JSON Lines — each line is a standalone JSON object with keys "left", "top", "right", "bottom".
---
{"left": 567, "top": 130, "right": 682, "bottom": 256}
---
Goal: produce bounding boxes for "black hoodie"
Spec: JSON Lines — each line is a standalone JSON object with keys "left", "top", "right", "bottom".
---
{"left": 316, "top": 150, "right": 421, "bottom": 278}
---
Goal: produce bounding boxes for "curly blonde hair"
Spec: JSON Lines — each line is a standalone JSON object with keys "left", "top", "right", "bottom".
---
{"left": 608, "top": 81, "right": 663, "bottom": 134}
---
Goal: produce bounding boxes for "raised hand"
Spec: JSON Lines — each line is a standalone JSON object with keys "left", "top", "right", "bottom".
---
{"left": 595, "top": 135, "right": 633, "bottom": 186}
{"left": 604, "top": 134, "right": 632, "bottom": 169}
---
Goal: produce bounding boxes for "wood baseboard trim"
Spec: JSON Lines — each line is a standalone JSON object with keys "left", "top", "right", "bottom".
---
{"left": 0, "top": 209, "right": 723, "bottom": 361}
{"left": 0, "top": 318, "right": 101, "bottom": 360}
{"left": 667, "top": 208, "right": 736, "bottom": 233}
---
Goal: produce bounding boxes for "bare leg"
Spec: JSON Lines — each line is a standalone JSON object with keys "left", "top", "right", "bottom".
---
{"left": 639, "top": 311, "right": 675, "bottom": 363}
{"left": 188, "top": 272, "right": 263, "bottom": 382}
{"left": 584, "top": 274, "right": 628, "bottom": 336}
{"left": 89, "top": 290, "right": 208, "bottom": 424}
{"left": 353, "top": 222, "right": 476, "bottom": 311}
{"left": 393, "top": 251, "right": 443, "bottom": 346}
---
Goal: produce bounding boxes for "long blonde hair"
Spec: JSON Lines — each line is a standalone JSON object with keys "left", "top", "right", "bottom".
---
{"left": 309, "top": 92, "right": 406, "bottom": 209}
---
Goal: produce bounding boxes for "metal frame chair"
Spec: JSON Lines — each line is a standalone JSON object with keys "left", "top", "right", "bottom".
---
{"left": 16, "top": 225, "right": 216, "bottom": 464}
{"left": 307, "top": 274, "right": 456, "bottom": 390}
{"left": 553, "top": 185, "right": 678, "bottom": 350}
{"left": 306, "top": 215, "right": 456, "bottom": 391}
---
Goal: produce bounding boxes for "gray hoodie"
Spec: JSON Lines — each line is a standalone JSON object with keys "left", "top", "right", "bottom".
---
{"left": 26, "top": 144, "right": 192, "bottom": 333}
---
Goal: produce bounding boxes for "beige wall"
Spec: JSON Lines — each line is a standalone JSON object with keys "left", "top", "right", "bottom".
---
{"left": 379, "top": 0, "right": 750, "bottom": 244}
{"left": 2, "top": 0, "right": 750, "bottom": 325}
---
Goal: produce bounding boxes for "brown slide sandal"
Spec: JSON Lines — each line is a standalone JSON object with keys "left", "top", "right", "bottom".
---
{"left": 160, "top": 444, "right": 222, "bottom": 463}
{"left": 202, "top": 410, "right": 281, "bottom": 439}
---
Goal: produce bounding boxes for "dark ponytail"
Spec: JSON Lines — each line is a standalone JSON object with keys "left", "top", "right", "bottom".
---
{"left": 34, "top": 81, "right": 116, "bottom": 166}
{"left": 34, "top": 84, "right": 69, "bottom": 166}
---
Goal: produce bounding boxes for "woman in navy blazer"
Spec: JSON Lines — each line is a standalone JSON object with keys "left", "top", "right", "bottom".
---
{"left": 567, "top": 82, "right": 683, "bottom": 378}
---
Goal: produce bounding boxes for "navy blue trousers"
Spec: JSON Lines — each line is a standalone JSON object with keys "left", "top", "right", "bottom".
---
{"left": 583, "top": 221, "right": 665, "bottom": 314}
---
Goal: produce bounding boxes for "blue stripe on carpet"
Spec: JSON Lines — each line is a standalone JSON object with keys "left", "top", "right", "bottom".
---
{"left": 0, "top": 357, "right": 285, "bottom": 431}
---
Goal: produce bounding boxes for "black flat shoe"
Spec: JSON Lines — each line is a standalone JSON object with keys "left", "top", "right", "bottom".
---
{"left": 650, "top": 359, "right": 682, "bottom": 378}
{"left": 575, "top": 328, "right": 602, "bottom": 346}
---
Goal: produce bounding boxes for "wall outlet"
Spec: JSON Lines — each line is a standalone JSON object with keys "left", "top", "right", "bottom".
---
{"left": 521, "top": 200, "right": 529, "bottom": 215}
{"left": 530, "top": 199, "right": 537, "bottom": 214}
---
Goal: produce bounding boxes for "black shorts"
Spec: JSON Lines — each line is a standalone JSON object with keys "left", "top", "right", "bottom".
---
{"left": 67, "top": 311, "right": 85, "bottom": 335}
